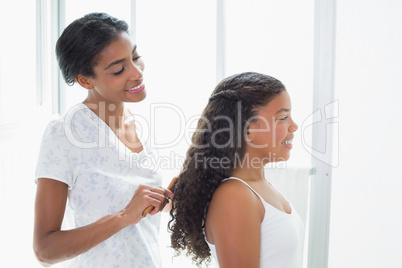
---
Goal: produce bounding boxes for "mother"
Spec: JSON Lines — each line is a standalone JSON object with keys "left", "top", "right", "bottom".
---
{"left": 33, "top": 12, "right": 172, "bottom": 267}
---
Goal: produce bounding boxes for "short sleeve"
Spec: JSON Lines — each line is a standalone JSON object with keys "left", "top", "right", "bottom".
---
{"left": 35, "top": 119, "right": 80, "bottom": 190}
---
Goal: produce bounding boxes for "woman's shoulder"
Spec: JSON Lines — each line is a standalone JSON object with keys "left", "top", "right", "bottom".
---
{"left": 41, "top": 103, "right": 97, "bottom": 144}
{"left": 42, "top": 116, "right": 68, "bottom": 139}
{"left": 45, "top": 103, "right": 88, "bottom": 127}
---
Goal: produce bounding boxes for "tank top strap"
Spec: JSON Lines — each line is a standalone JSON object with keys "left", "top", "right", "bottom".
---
{"left": 222, "top": 177, "right": 267, "bottom": 205}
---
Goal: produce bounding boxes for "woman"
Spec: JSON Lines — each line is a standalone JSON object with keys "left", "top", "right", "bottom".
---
{"left": 169, "top": 72, "right": 304, "bottom": 267}
{"left": 33, "top": 13, "right": 173, "bottom": 267}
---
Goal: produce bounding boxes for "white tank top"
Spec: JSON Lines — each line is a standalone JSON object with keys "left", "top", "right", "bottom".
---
{"left": 205, "top": 177, "right": 305, "bottom": 268}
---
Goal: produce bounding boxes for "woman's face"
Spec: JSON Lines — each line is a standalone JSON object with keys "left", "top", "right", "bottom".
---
{"left": 80, "top": 32, "right": 146, "bottom": 104}
{"left": 246, "top": 91, "right": 298, "bottom": 164}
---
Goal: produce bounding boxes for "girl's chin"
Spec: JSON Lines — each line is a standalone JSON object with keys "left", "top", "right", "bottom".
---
{"left": 272, "top": 153, "right": 290, "bottom": 163}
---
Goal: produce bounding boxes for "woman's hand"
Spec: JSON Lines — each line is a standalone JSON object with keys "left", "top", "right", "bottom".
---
{"left": 120, "top": 184, "right": 174, "bottom": 225}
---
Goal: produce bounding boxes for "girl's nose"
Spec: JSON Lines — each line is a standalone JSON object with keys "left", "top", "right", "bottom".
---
{"left": 290, "top": 119, "right": 298, "bottom": 132}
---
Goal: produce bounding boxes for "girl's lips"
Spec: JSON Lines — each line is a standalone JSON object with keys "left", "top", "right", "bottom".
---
{"left": 126, "top": 83, "right": 145, "bottom": 94}
{"left": 283, "top": 143, "right": 292, "bottom": 149}
{"left": 281, "top": 139, "right": 293, "bottom": 149}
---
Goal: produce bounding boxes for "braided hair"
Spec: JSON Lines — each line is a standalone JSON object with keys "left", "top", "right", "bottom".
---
{"left": 169, "top": 72, "right": 286, "bottom": 266}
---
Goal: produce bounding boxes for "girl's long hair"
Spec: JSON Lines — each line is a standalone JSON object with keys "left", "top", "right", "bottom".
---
{"left": 169, "top": 72, "right": 286, "bottom": 266}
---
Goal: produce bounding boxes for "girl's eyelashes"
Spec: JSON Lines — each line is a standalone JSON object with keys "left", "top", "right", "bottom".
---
{"left": 133, "top": 55, "right": 142, "bottom": 61}
{"left": 278, "top": 115, "right": 288, "bottom": 121}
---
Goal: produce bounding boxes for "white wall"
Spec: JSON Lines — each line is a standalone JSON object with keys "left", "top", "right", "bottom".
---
{"left": 329, "top": 0, "right": 402, "bottom": 267}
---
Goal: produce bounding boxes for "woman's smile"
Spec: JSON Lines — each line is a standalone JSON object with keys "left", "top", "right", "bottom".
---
{"left": 126, "top": 82, "right": 145, "bottom": 94}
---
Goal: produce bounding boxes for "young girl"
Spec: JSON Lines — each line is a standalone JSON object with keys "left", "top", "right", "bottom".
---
{"left": 33, "top": 13, "right": 173, "bottom": 267}
{"left": 169, "top": 72, "right": 304, "bottom": 267}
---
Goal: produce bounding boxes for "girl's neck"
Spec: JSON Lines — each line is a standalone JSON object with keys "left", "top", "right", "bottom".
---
{"left": 231, "top": 165, "right": 265, "bottom": 182}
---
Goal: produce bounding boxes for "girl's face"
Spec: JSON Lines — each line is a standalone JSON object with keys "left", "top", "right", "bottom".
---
{"left": 78, "top": 32, "right": 146, "bottom": 104}
{"left": 246, "top": 91, "right": 298, "bottom": 164}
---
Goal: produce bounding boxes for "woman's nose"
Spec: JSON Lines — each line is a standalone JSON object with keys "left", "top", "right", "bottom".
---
{"left": 129, "top": 62, "right": 144, "bottom": 80}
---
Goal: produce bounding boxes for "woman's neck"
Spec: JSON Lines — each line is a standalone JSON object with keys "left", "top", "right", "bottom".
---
{"left": 82, "top": 98, "right": 127, "bottom": 130}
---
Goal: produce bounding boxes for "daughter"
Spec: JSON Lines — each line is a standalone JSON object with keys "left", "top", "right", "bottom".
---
{"left": 169, "top": 72, "right": 304, "bottom": 267}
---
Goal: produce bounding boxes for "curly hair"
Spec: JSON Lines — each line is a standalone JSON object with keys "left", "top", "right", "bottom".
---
{"left": 169, "top": 72, "right": 286, "bottom": 266}
{"left": 56, "top": 12, "right": 129, "bottom": 85}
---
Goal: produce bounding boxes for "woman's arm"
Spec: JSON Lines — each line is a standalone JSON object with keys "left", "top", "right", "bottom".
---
{"left": 33, "top": 178, "right": 172, "bottom": 266}
{"left": 205, "top": 180, "right": 264, "bottom": 268}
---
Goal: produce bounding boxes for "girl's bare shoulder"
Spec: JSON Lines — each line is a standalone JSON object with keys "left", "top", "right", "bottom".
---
{"left": 208, "top": 179, "right": 264, "bottom": 221}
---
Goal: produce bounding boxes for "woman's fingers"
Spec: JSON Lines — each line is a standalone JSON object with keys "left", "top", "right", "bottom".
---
{"left": 143, "top": 176, "right": 177, "bottom": 216}
{"left": 134, "top": 185, "right": 174, "bottom": 217}
{"left": 146, "top": 187, "right": 173, "bottom": 215}
{"left": 164, "top": 189, "right": 174, "bottom": 199}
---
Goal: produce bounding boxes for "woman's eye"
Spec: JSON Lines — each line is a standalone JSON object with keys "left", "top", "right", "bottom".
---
{"left": 113, "top": 67, "right": 125, "bottom": 75}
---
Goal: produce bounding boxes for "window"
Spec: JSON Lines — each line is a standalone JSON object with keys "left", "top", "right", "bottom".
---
{"left": 224, "top": 0, "right": 314, "bottom": 169}
{"left": 0, "top": 1, "right": 37, "bottom": 122}
{"left": 0, "top": 1, "right": 43, "bottom": 267}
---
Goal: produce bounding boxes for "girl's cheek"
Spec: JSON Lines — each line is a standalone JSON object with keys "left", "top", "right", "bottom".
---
{"left": 275, "top": 125, "right": 287, "bottom": 142}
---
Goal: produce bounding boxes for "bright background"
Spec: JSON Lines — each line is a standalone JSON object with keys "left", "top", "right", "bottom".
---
{"left": 0, "top": 0, "right": 401, "bottom": 267}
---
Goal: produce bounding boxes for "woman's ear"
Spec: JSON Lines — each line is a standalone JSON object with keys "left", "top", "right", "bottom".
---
{"left": 245, "top": 122, "right": 256, "bottom": 143}
{"left": 76, "top": 74, "right": 94, "bottom": 90}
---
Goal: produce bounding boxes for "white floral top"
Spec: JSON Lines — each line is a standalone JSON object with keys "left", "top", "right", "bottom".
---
{"left": 35, "top": 103, "right": 163, "bottom": 268}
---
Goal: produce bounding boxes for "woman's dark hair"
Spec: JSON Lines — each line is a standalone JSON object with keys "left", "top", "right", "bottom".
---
{"left": 56, "top": 12, "right": 129, "bottom": 85}
{"left": 169, "top": 72, "right": 286, "bottom": 266}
